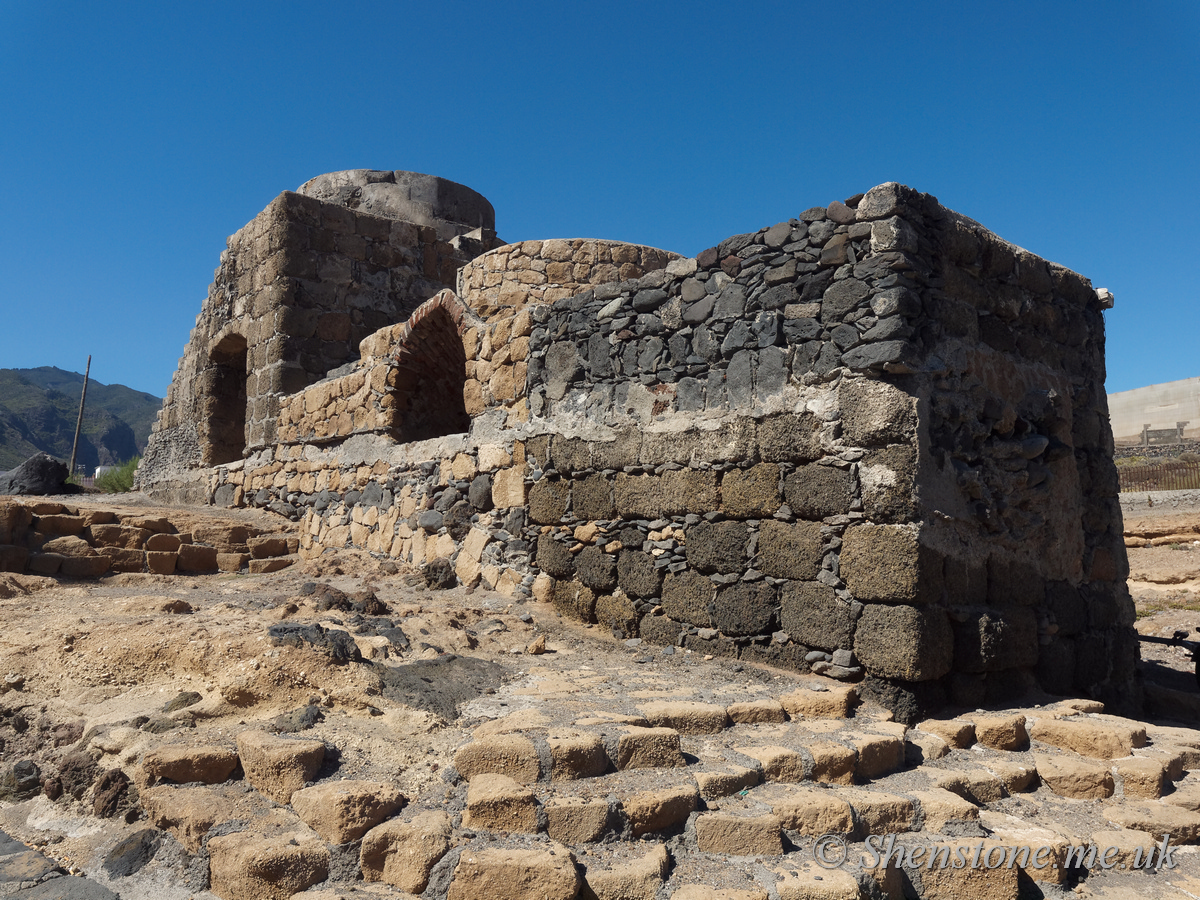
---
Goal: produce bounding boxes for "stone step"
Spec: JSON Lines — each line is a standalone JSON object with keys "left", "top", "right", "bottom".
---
{"left": 55, "top": 683, "right": 1200, "bottom": 900}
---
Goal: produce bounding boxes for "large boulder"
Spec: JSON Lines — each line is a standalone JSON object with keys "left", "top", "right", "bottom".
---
{"left": 0, "top": 453, "right": 72, "bottom": 496}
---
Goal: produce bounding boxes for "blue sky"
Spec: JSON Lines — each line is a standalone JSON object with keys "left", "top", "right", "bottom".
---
{"left": 1, "top": 1, "right": 1196, "bottom": 397}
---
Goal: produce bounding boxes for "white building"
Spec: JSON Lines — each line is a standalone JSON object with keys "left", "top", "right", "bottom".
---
{"left": 1108, "top": 376, "right": 1200, "bottom": 446}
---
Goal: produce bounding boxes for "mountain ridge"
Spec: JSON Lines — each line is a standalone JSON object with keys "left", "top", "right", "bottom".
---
{"left": 0, "top": 367, "right": 163, "bottom": 472}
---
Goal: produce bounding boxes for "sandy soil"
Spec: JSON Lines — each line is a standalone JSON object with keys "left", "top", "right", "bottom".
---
{"left": 3, "top": 492, "right": 1200, "bottom": 899}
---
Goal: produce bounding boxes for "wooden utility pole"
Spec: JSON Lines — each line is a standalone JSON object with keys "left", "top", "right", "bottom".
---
{"left": 68, "top": 355, "right": 91, "bottom": 480}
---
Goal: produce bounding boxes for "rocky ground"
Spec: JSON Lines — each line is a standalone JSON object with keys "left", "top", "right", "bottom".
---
{"left": 1, "top": 494, "right": 1200, "bottom": 899}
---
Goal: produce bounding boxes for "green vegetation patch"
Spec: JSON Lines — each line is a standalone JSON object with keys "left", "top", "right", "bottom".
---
{"left": 96, "top": 457, "right": 139, "bottom": 493}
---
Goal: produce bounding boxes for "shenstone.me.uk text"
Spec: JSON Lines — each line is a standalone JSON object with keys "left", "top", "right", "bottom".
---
{"left": 810, "top": 833, "right": 1177, "bottom": 871}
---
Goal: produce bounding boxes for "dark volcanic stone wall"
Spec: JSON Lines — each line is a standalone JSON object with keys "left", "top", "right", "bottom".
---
{"left": 520, "top": 182, "right": 1136, "bottom": 720}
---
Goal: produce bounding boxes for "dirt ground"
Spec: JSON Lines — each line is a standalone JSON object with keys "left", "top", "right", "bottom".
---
{"left": 1127, "top": 507, "right": 1200, "bottom": 700}
{"left": 3, "top": 493, "right": 1200, "bottom": 899}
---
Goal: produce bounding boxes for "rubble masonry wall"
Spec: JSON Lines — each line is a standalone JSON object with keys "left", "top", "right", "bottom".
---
{"left": 191, "top": 182, "right": 1135, "bottom": 720}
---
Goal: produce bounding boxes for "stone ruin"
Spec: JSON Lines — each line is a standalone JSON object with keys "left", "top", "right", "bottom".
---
{"left": 137, "top": 171, "right": 1137, "bottom": 720}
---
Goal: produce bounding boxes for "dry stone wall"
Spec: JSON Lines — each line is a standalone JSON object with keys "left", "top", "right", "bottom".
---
{"left": 138, "top": 174, "right": 1135, "bottom": 721}
{"left": 0, "top": 498, "right": 296, "bottom": 578}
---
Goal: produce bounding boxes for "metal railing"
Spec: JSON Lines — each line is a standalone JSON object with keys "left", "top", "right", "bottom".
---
{"left": 1118, "top": 461, "right": 1200, "bottom": 493}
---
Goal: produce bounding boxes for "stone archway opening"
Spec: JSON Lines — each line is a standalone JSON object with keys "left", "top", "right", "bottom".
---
{"left": 205, "top": 333, "right": 248, "bottom": 465}
{"left": 390, "top": 306, "right": 470, "bottom": 442}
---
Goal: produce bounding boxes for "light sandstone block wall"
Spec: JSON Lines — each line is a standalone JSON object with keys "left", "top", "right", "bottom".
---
{"left": 138, "top": 173, "right": 498, "bottom": 503}
{"left": 143, "top": 176, "right": 1136, "bottom": 721}
{"left": 457, "top": 239, "right": 678, "bottom": 318}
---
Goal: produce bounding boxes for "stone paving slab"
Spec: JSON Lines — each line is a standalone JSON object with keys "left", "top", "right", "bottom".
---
{"left": 17, "top": 878, "right": 120, "bottom": 899}
{"left": 0, "top": 849, "right": 62, "bottom": 888}
{"left": 0, "top": 833, "right": 27, "bottom": 858}
{"left": 0, "top": 829, "right": 117, "bottom": 899}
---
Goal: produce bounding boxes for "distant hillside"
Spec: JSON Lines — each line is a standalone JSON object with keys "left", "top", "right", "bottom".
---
{"left": 0, "top": 367, "right": 163, "bottom": 473}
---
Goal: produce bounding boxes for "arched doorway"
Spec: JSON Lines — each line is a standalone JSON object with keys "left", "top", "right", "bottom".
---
{"left": 204, "top": 333, "right": 248, "bottom": 465}
{"left": 390, "top": 306, "right": 470, "bottom": 442}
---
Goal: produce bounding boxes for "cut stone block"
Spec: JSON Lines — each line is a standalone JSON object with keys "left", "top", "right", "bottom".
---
{"left": 623, "top": 783, "right": 698, "bottom": 836}
{"left": 1115, "top": 756, "right": 1166, "bottom": 799}
{"left": 976, "top": 815, "right": 1074, "bottom": 885}
{"left": 545, "top": 796, "right": 610, "bottom": 844}
{"left": 582, "top": 844, "right": 668, "bottom": 900}
{"left": 548, "top": 729, "right": 608, "bottom": 780}
{"left": 840, "top": 524, "right": 927, "bottom": 603}
{"left": 808, "top": 742, "right": 857, "bottom": 784}
{"left": 145, "top": 550, "right": 177, "bottom": 575}
{"left": 448, "top": 846, "right": 581, "bottom": 900}
{"left": 1164, "top": 782, "right": 1200, "bottom": 812}
{"left": 35, "top": 514, "right": 85, "bottom": 535}
{"left": 207, "top": 831, "right": 329, "bottom": 900}
{"left": 454, "top": 733, "right": 541, "bottom": 783}
{"left": 661, "top": 886, "right": 768, "bottom": 900}
{"left": 89, "top": 524, "right": 151, "bottom": 549}
{"left": 916, "top": 839, "right": 1019, "bottom": 900}
{"left": 778, "top": 685, "right": 856, "bottom": 719}
{"left": 177, "top": 543, "right": 218, "bottom": 573}
{"left": 638, "top": 700, "right": 729, "bottom": 734}
{"left": 771, "top": 861, "right": 863, "bottom": 900}
{"left": 1030, "top": 715, "right": 1146, "bottom": 759}
{"left": 249, "top": 556, "right": 294, "bottom": 574}
{"left": 42, "top": 534, "right": 94, "bottom": 556}
{"left": 727, "top": 699, "right": 786, "bottom": 724}
{"left": 757, "top": 520, "right": 822, "bottom": 579}
{"left": 217, "top": 551, "right": 249, "bottom": 572}
{"left": 910, "top": 788, "right": 979, "bottom": 831}
{"left": 853, "top": 603, "right": 952, "bottom": 681}
{"left": 970, "top": 714, "right": 1027, "bottom": 750}
{"left": 140, "top": 784, "right": 236, "bottom": 852}
{"left": 847, "top": 732, "right": 904, "bottom": 780}
{"left": 780, "top": 581, "right": 855, "bottom": 652}
{"left": 236, "top": 730, "right": 324, "bottom": 803}
{"left": 360, "top": 810, "right": 452, "bottom": 893}
{"left": 145, "top": 532, "right": 182, "bottom": 552}
{"left": 1034, "top": 753, "right": 1114, "bottom": 800}
{"left": 695, "top": 813, "right": 783, "bottom": 856}
{"left": 617, "top": 727, "right": 686, "bottom": 769}
{"left": 463, "top": 772, "right": 539, "bottom": 833}
{"left": 986, "top": 760, "right": 1037, "bottom": 793}
{"left": 60, "top": 554, "right": 110, "bottom": 577}
{"left": 98, "top": 547, "right": 144, "bottom": 573}
{"left": 27, "top": 552, "right": 64, "bottom": 574}
{"left": 1087, "top": 828, "right": 1159, "bottom": 872}
{"left": 249, "top": 536, "right": 289, "bottom": 558}
{"left": 124, "top": 515, "right": 173, "bottom": 534}
{"left": 905, "top": 732, "right": 949, "bottom": 764}
{"left": 140, "top": 745, "right": 238, "bottom": 786}
{"left": 737, "top": 745, "right": 806, "bottom": 783}
{"left": 721, "top": 463, "right": 782, "bottom": 517}
{"left": 768, "top": 786, "right": 855, "bottom": 836}
{"left": 696, "top": 766, "right": 759, "bottom": 800}
{"left": 933, "top": 769, "right": 1003, "bottom": 805}
{"left": 840, "top": 788, "right": 915, "bottom": 834}
{"left": 291, "top": 778, "right": 405, "bottom": 843}
{"left": 1105, "top": 801, "right": 1200, "bottom": 843}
